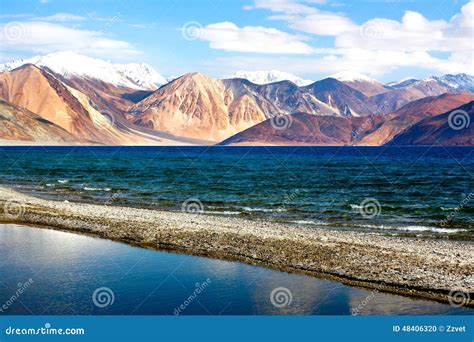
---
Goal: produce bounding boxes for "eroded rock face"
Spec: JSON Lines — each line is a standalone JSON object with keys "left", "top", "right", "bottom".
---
{"left": 131, "top": 73, "right": 268, "bottom": 141}
{"left": 0, "top": 99, "right": 80, "bottom": 144}
{"left": 221, "top": 93, "right": 474, "bottom": 146}
{"left": 0, "top": 65, "right": 183, "bottom": 145}
{"left": 389, "top": 101, "right": 474, "bottom": 146}
{"left": 130, "top": 73, "right": 387, "bottom": 142}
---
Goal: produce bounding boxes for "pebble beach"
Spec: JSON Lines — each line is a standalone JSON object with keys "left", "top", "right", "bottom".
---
{"left": 0, "top": 187, "right": 472, "bottom": 306}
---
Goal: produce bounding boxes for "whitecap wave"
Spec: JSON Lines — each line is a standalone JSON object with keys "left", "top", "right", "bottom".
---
{"left": 362, "top": 224, "right": 466, "bottom": 234}
{"left": 206, "top": 211, "right": 241, "bottom": 215}
{"left": 84, "top": 187, "right": 111, "bottom": 192}
{"left": 242, "top": 206, "right": 286, "bottom": 213}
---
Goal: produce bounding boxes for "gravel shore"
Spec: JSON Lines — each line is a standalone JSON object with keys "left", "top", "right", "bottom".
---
{"left": 0, "top": 187, "right": 472, "bottom": 306}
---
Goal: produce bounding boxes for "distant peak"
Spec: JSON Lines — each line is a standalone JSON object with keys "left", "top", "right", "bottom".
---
{"left": 0, "top": 51, "right": 166, "bottom": 90}
{"left": 230, "top": 70, "right": 313, "bottom": 86}
{"left": 329, "top": 71, "right": 378, "bottom": 83}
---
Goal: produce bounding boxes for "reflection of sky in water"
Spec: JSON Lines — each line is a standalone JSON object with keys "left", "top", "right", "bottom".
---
{"left": 0, "top": 224, "right": 471, "bottom": 315}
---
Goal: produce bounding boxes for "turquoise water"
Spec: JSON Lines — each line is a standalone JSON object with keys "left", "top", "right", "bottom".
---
{"left": 1, "top": 146, "right": 472, "bottom": 240}
{"left": 0, "top": 224, "right": 471, "bottom": 315}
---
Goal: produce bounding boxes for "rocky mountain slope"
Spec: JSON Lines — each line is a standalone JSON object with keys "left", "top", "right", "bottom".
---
{"left": 0, "top": 99, "right": 80, "bottom": 144}
{"left": 0, "top": 51, "right": 473, "bottom": 145}
{"left": 0, "top": 65, "right": 196, "bottom": 145}
{"left": 389, "top": 101, "right": 474, "bottom": 146}
{"left": 221, "top": 93, "right": 474, "bottom": 146}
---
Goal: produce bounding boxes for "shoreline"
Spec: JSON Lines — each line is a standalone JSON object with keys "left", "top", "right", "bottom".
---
{"left": 0, "top": 187, "right": 473, "bottom": 307}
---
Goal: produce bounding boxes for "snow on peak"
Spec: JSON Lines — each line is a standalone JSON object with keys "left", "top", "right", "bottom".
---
{"left": 329, "top": 71, "right": 378, "bottom": 83}
{"left": 230, "top": 70, "right": 313, "bottom": 86}
{"left": 115, "top": 63, "right": 167, "bottom": 89}
{"left": 386, "top": 77, "right": 419, "bottom": 87}
{"left": 0, "top": 51, "right": 166, "bottom": 90}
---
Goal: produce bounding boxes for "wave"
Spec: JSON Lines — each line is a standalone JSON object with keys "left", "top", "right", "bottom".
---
{"left": 206, "top": 211, "right": 241, "bottom": 216}
{"left": 440, "top": 206, "right": 456, "bottom": 211}
{"left": 292, "top": 220, "right": 328, "bottom": 226}
{"left": 360, "top": 224, "right": 467, "bottom": 234}
{"left": 57, "top": 180, "right": 69, "bottom": 184}
{"left": 241, "top": 206, "right": 286, "bottom": 213}
{"left": 83, "top": 187, "right": 112, "bottom": 192}
{"left": 292, "top": 220, "right": 468, "bottom": 234}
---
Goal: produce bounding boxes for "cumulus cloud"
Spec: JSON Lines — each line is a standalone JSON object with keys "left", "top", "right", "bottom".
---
{"left": 0, "top": 20, "right": 141, "bottom": 60}
{"left": 199, "top": 21, "right": 315, "bottom": 54}
{"left": 215, "top": 0, "right": 474, "bottom": 76}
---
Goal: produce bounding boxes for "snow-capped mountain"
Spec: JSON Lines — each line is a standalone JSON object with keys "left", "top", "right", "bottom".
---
{"left": 432, "top": 74, "right": 474, "bottom": 92}
{"left": 329, "top": 71, "right": 378, "bottom": 83}
{"left": 230, "top": 70, "right": 313, "bottom": 86}
{"left": 0, "top": 51, "right": 166, "bottom": 90}
{"left": 385, "top": 74, "right": 474, "bottom": 92}
{"left": 386, "top": 78, "right": 419, "bottom": 89}
{"left": 329, "top": 71, "right": 387, "bottom": 96}
{"left": 114, "top": 63, "right": 167, "bottom": 89}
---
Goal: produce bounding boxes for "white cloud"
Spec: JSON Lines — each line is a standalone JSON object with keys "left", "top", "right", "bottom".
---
{"left": 198, "top": 21, "right": 315, "bottom": 54}
{"left": 0, "top": 21, "right": 141, "bottom": 60}
{"left": 245, "top": 0, "right": 320, "bottom": 14}
{"left": 32, "top": 13, "right": 86, "bottom": 22}
{"left": 225, "top": 0, "right": 474, "bottom": 76}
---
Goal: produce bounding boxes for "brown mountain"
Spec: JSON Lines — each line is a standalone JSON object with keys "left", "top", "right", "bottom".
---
{"left": 302, "top": 78, "right": 377, "bottom": 117}
{"left": 229, "top": 79, "right": 339, "bottom": 116}
{"left": 220, "top": 113, "right": 382, "bottom": 146}
{"left": 374, "top": 78, "right": 456, "bottom": 113}
{"left": 339, "top": 79, "right": 389, "bottom": 97}
{"left": 221, "top": 93, "right": 474, "bottom": 146}
{"left": 130, "top": 74, "right": 375, "bottom": 142}
{"left": 359, "top": 93, "right": 474, "bottom": 145}
{"left": 131, "top": 73, "right": 272, "bottom": 142}
{"left": 389, "top": 101, "right": 474, "bottom": 146}
{"left": 0, "top": 99, "right": 80, "bottom": 144}
{"left": 0, "top": 65, "right": 193, "bottom": 145}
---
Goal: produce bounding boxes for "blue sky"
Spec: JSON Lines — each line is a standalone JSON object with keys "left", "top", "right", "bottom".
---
{"left": 0, "top": 0, "right": 472, "bottom": 82}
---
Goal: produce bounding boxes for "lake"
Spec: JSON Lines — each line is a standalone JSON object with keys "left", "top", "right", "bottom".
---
{"left": 0, "top": 224, "right": 471, "bottom": 315}
{"left": 0, "top": 146, "right": 473, "bottom": 240}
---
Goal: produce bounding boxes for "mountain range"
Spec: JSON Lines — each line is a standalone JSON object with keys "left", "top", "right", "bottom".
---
{"left": 0, "top": 51, "right": 473, "bottom": 146}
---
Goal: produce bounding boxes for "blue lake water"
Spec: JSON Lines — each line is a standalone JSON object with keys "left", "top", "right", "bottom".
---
{"left": 0, "top": 224, "right": 471, "bottom": 315}
{"left": 0, "top": 146, "right": 473, "bottom": 239}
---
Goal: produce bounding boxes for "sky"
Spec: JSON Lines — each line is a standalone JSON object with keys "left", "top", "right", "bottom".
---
{"left": 0, "top": 0, "right": 473, "bottom": 82}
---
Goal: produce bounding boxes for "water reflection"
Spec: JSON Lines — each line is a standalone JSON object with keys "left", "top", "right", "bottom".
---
{"left": 0, "top": 224, "right": 471, "bottom": 315}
